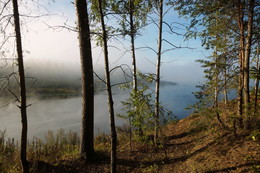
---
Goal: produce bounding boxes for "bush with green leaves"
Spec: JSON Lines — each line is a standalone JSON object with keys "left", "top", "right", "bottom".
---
{"left": 119, "top": 72, "right": 175, "bottom": 139}
{"left": 119, "top": 72, "right": 155, "bottom": 136}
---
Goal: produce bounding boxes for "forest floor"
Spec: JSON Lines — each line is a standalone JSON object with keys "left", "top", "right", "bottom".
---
{"left": 31, "top": 110, "right": 260, "bottom": 173}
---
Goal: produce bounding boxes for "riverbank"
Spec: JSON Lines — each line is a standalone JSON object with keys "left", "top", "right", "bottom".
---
{"left": 1, "top": 106, "right": 259, "bottom": 172}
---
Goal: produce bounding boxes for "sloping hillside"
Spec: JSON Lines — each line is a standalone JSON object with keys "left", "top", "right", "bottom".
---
{"left": 2, "top": 109, "right": 259, "bottom": 173}
{"left": 111, "top": 112, "right": 260, "bottom": 173}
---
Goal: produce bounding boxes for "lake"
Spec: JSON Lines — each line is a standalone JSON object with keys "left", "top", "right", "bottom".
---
{"left": 0, "top": 84, "right": 197, "bottom": 140}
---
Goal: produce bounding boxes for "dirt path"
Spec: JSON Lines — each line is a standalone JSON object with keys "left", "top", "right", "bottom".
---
{"left": 116, "top": 116, "right": 260, "bottom": 173}
{"left": 32, "top": 115, "right": 260, "bottom": 173}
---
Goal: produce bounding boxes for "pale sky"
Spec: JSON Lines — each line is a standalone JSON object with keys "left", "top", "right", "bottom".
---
{"left": 5, "top": 0, "right": 209, "bottom": 85}
{"left": 0, "top": 0, "right": 210, "bottom": 138}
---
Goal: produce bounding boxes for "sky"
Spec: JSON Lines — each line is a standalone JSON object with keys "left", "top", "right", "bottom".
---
{"left": 3, "top": 0, "right": 210, "bottom": 85}
{"left": 0, "top": 0, "right": 211, "bottom": 138}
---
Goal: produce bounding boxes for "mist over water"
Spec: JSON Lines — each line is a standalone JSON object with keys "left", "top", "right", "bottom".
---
{"left": 0, "top": 91, "right": 125, "bottom": 140}
{"left": 0, "top": 84, "right": 197, "bottom": 140}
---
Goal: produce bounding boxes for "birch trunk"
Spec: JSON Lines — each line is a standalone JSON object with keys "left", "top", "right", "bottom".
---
{"left": 213, "top": 49, "right": 224, "bottom": 127}
{"left": 129, "top": 0, "right": 136, "bottom": 147}
{"left": 129, "top": 0, "right": 137, "bottom": 93}
{"left": 154, "top": 0, "right": 163, "bottom": 143}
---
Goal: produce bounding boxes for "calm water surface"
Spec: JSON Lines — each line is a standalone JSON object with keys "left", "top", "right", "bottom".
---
{"left": 0, "top": 84, "right": 197, "bottom": 139}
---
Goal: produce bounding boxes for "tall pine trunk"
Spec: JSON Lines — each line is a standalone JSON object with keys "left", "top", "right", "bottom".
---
{"left": 253, "top": 47, "right": 259, "bottom": 115}
{"left": 12, "top": 0, "right": 29, "bottom": 172}
{"left": 236, "top": 0, "right": 245, "bottom": 128}
{"left": 97, "top": 0, "right": 117, "bottom": 172}
{"left": 154, "top": 0, "right": 163, "bottom": 143}
{"left": 75, "top": 0, "right": 95, "bottom": 161}
{"left": 244, "top": 0, "right": 255, "bottom": 129}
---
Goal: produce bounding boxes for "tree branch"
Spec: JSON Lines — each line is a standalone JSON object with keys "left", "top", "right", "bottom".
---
{"left": 93, "top": 70, "right": 107, "bottom": 85}
{"left": 0, "top": 0, "right": 11, "bottom": 16}
{"left": 8, "top": 88, "right": 20, "bottom": 102}
{"left": 136, "top": 46, "right": 158, "bottom": 55}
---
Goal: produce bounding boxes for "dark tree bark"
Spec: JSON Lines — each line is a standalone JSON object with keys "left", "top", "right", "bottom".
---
{"left": 253, "top": 47, "right": 259, "bottom": 116}
{"left": 244, "top": 0, "right": 255, "bottom": 129}
{"left": 223, "top": 45, "right": 228, "bottom": 105}
{"left": 97, "top": 0, "right": 117, "bottom": 172}
{"left": 223, "top": 60, "right": 228, "bottom": 105}
{"left": 75, "top": 0, "right": 95, "bottom": 161}
{"left": 236, "top": 0, "right": 245, "bottom": 128}
{"left": 12, "top": 0, "right": 29, "bottom": 172}
{"left": 154, "top": 0, "right": 163, "bottom": 143}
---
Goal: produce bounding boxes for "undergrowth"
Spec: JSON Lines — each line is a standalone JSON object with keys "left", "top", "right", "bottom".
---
{"left": 0, "top": 101, "right": 259, "bottom": 172}
{"left": 0, "top": 129, "right": 80, "bottom": 172}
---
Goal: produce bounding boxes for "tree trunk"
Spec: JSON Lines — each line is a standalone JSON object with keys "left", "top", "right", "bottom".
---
{"left": 128, "top": 117, "right": 133, "bottom": 151}
{"left": 75, "top": 0, "right": 95, "bottom": 161}
{"left": 129, "top": 0, "right": 138, "bottom": 145}
{"left": 213, "top": 49, "right": 224, "bottom": 127}
{"left": 129, "top": 0, "right": 137, "bottom": 93}
{"left": 97, "top": 0, "right": 117, "bottom": 172}
{"left": 243, "top": 0, "right": 255, "bottom": 129}
{"left": 253, "top": 47, "right": 259, "bottom": 115}
{"left": 214, "top": 50, "right": 219, "bottom": 109}
{"left": 12, "top": 0, "right": 29, "bottom": 172}
{"left": 223, "top": 52, "right": 228, "bottom": 105}
{"left": 236, "top": 0, "right": 245, "bottom": 128}
{"left": 154, "top": 0, "right": 163, "bottom": 143}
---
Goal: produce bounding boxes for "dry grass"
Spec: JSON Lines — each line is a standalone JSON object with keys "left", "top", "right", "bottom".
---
{"left": 0, "top": 102, "right": 259, "bottom": 172}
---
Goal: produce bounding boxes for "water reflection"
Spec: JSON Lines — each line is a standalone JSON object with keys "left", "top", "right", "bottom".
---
{"left": 0, "top": 84, "right": 197, "bottom": 140}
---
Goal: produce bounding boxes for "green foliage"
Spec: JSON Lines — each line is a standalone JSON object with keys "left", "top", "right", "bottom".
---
{"left": 119, "top": 72, "right": 155, "bottom": 136}
{"left": 250, "top": 46, "right": 259, "bottom": 81}
{"left": 32, "top": 129, "right": 80, "bottom": 160}
{"left": 173, "top": 0, "right": 243, "bottom": 109}
{"left": 109, "top": 0, "right": 152, "bottom": 37}
{"left": 249, "top": 130, "right": 260, "bottom": 141}
{"left": 0, "top": 130, "right": 19, "bottom": 172}
{"left": 250, "top": 66, "right": 260, "bottom": 80}
{"left": 188, "top": 84, "right": 211, "bottom": 111}
{"left": 0, "top": 129, "right": 81, "bottom": 172}
{"left": 94, "top": 131, "right": 111, "bottom": 151}
{"left": 118, "top": 72, "right": 175, "bottom": 140}
{"left": 188, "top": 47, "right": 237, "bottom": 112}
{"left": 89, "top": 0, "right": 121, "bottom": 47}
{"left": 142, "top": 163, "right": 159, "bottom": 173}
{"left": 189, "top": 113, "right": 212, "bottom": 134}
{"left": 89, "top": 0, "right": 153, "bottom": 47}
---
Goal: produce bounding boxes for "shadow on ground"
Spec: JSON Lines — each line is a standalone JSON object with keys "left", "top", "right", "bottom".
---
{"left": 31, "top": 160, "right": 77, "bottom": 173}
{"left": 205, "top": 161, "right": 260, "bottom": 173}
